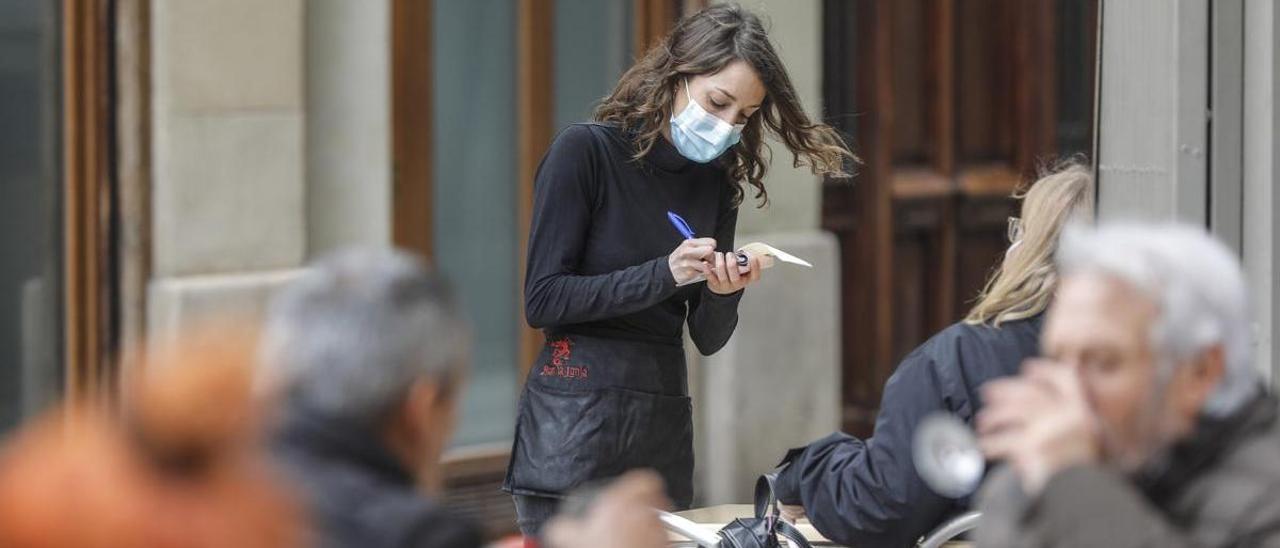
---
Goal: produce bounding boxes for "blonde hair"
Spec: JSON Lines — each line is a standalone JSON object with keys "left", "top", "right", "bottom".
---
{"left": 965, "top": 160, "right": 1095, "bottom": 326}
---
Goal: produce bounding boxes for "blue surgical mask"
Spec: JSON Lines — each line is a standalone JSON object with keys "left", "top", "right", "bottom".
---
{"left": 669, "top": 79, "right": 745, "bottom": 163}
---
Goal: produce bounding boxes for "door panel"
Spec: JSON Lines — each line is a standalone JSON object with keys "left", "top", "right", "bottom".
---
{"left": 822, "top": 0, "right": 1097, "bottom": 436}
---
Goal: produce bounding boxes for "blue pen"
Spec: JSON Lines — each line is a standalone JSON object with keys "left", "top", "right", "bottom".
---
{"left": 667, "top": 211, "right": 749, "bottom": 267}
{"left": 667, "top": 211, "right": 696, "bottom": 240}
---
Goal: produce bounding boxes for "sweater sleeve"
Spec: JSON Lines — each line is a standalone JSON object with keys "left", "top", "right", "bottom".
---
{"left": 773, "top": 349, "right": 961, "bottom": 547}
{"left": 524, "top": 126, "right": 681, "bottom": 329}
{"left": 686, "top": 199, "right": 743, "bottom": 355}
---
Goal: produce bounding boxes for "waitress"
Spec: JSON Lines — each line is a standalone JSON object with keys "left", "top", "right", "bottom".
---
{"left": 503, "top": 4, "right": 855, "bottom": 537}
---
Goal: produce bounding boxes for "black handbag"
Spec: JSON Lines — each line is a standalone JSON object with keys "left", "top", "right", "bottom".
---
{"left": 716, "top": 471, "right": 814, "bottom": 548}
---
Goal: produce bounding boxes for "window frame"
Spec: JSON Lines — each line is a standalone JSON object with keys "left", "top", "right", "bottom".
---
{"left": 63, "top": 0, "right": 116, "bottom": 403}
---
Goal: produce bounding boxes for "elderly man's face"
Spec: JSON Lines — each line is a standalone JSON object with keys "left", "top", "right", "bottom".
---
{"left": 1042, "top": 273, "right": 1197, "bottom": 470}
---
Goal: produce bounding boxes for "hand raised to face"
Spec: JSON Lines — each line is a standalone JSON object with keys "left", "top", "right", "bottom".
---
{"left": 976, "top": 359, "right": 1103, "bottom": 495}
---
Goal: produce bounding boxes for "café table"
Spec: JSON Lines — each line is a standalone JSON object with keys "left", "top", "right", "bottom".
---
{"left": 665, "top": 505, "right": 976, "bottom": 548}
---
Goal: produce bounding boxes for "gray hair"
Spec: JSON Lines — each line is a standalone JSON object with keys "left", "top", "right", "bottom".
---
{"left": 1057, "top": 222, "right": 1257, "bottom": 417}
{"left": 261, "top": 248, "right": 470, "bottom": 424}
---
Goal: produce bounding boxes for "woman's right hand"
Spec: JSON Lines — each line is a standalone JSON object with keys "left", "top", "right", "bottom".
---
{"left": 668, "top": 238, "right": 717, "bottom": 285}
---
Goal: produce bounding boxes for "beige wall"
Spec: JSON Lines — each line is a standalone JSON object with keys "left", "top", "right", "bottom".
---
{"left": 1099, "top": 0, "right": 1279, "bottom": 386}
{"left": 147, "top": 0, "right": 392, "bottom": 340}
{"left": 1095, "top": 0, "right": 1209, "bottom": 223}
{"left": 724, "top": 0, "right": 825, "bottom": 235}
{"left": 151, "top": 0, "right": 306, "bottom": 279}
{"left": 694, "top": 0, "right": 842, "bottom": 505}
{"left": 148, "top": 0, "right": 306, "bottom": 340}
{"left": 1244, "top": 0, "right": 1279, "bottom": 386}
{"left": 306, "top": 0, "right": 392, "bottom": 255}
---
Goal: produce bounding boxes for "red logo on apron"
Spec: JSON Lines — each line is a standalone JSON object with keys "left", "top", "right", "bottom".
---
{"left": 541, "top": 337, "right": 589, "bottom": 380}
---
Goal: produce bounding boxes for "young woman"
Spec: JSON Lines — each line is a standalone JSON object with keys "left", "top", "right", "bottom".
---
{"left": 770, "top": 162, "right": 1095, "bottom": 547}
{"left": 502, "top": 4, "right": 855, "bottom": 537}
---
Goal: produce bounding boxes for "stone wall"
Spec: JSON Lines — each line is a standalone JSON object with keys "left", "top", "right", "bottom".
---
{"left": 306, "top": 0, "right": 392, "bottom": 255}
{"left": 694, "top": 0, "right": 843, "bottom": 505}
{"left": 1242, "top": 0, "right": 1280, "bottom": 386}
{"left": 147, "top": 0, "right": 390, "bottom": 343}
{"left": 1099, "top": 0, "right": 1280, "bottom": 386}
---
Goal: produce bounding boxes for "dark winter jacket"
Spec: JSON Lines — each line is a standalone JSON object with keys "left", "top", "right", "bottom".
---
{"left": 774, "top": 315, "right": 1044, "bottom": 547}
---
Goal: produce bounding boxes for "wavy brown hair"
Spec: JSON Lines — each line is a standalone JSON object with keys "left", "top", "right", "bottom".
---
{"left": 594, "top": 3, "right": 857, "bottom": 207}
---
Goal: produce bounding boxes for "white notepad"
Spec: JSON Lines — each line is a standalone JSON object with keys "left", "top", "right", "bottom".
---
{"left": 677, "top": 242, "right": 813, "bottom": 287}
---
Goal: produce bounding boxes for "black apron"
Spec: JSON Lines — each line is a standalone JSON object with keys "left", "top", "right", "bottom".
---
{"left": 503, "top": 332, "right": 695, "bottom": 509}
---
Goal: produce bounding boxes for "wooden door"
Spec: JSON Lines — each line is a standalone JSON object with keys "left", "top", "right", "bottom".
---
{"left": 822, "top": 0, "right": 1097, "bottom": 437}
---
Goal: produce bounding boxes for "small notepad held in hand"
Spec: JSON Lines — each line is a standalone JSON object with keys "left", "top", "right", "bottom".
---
{"left": 677, "top": 242, "right": 813, "bottom": 286}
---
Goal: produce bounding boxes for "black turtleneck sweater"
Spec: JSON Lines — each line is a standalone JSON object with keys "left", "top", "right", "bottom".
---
{"left": 523, "top": 122, "right": 743, "bottom": 354}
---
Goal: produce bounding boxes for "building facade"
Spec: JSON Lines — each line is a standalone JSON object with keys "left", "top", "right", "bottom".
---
{"left": 2, "top": 0, "right": 1275, "bottom": 538}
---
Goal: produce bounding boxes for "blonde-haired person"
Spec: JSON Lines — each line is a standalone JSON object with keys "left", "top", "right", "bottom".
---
{"left": 966, "top": 161, "right": 1096, "bottom": 326}
{"left": 769, "top": 161, "right": 1094, "bottom": 548}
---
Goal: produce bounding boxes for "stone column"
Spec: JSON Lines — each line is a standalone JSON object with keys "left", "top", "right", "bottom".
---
{"left": 146, "top": 0, "right": 395, "bottom": 345}
{"left": 1095, "top": 0, "right": 1210, "bottom": 222}
{"left": 693, "top": 0, "right": 842, "bottom": 505}
{"left": 1243, "top": 0, "right": 1280, "bottom": 386}
{"left": 147, "top": 0, "right": 306, "bottom": 342}
{"left": 306, "top": 0, "right": 392, "bottom": 255}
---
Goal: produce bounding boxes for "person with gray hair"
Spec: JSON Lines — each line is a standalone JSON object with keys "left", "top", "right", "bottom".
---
{"left": 974, "top": 222, "right": 1280, "bottom": 547}
{"left": 263, "top": 248, "right": 483, "bottom": 548}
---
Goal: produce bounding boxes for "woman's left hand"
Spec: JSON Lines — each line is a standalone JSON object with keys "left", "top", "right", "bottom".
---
{"left": 705, "top": 251, "right": 762, "bottom": 295}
